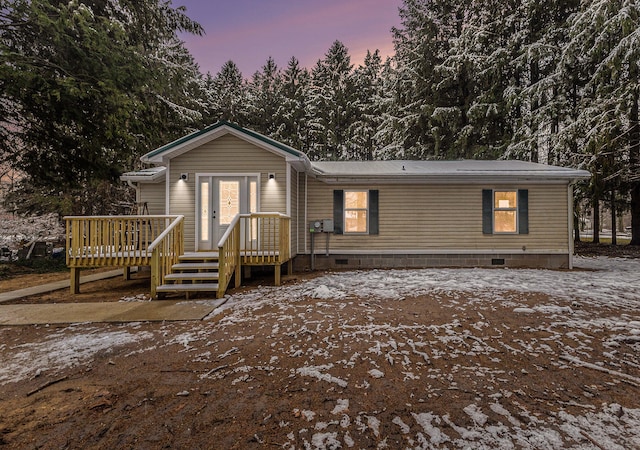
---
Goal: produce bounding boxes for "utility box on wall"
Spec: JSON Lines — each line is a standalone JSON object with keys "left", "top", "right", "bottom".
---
{"left": 309, "top": 219, "right": 334, "bottom": 233}
{"left": 309, "top": 219, "right": 335, "bottom": 270}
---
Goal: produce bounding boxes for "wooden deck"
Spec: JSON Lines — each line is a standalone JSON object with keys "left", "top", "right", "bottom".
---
{"left": 65, "top": 215, "right": 184, "bottom": 295}
{"left": 65, "top": 213, "right": 291, "bottom": 299}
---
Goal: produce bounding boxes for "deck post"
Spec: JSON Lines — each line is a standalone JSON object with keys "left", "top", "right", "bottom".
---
{"left": 70, "top": 268, "right": 81, "bottom": 294}
{"left": 123, "top": 266, "right": 131, "bottom": 281}
{"left": 274, "top": 264, "right": 281, "bottom": 286}
{"left": 234, "top": 264, "right": 242, "bottom": 288}
{"left": 234, "top": 236, "right": 241, "bottom": 289}
{"left": 150, "top": 249, "right": 159, "bottom": 299}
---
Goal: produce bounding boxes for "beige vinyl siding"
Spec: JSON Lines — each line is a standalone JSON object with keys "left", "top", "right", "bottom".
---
{"left": 138, "top": 182, "right": 166, "bottom": 215}
{"left": 305, "top": 179, "right": 569, "bottom": 253}
{"left": 168, "top": 134, "right": 288, "bottom": 251}
{"left": 290, "top": 166, "right": 298, "bottom": 257}
{"left": 298, "top": 172, "right": 307, "bottom": 255}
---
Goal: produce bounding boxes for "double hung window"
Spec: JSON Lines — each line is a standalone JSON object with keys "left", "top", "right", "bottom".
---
{"left": 482, "top": 189, "right": 529, "bottom": 235}
{"left": 344, "top": 191, "right": 369, "bottom": 234}
{"left": 333, "top": 189, "right": 379, "bottom": 235}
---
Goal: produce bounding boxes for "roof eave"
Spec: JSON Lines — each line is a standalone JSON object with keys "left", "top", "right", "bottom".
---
{"left": 120, "top": 175, "right": 165, "bottom": 183}
{"left": 120, "top": 168, "right": 167, "bottom": 183}
{"left": 314, "top": 173, "right": 590, "bottom": 185}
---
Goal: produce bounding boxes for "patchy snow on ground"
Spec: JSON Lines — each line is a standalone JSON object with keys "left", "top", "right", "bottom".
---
{"left": 200, "top": 256, "right": 640, "bottom": 448}
{"left": 2, "top": 256, "right": 640, "bottom": 448}
{"left": 0, "top": 325, "right": 154, "bottom": 384}
{"left": 220, "top": 256, "right": 640, "bottom": 312}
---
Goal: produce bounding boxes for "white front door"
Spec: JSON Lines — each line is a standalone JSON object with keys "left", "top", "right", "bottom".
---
{"left": 197, "top": 175, "right": 258, "bottom": 250}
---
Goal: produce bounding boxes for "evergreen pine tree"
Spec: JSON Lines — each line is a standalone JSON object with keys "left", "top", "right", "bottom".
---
{"left": 274, "top": 57, "right": 312, "bottom": 151}
{"left": 348, "top": 50, "right": 386, "bottom": 160}
{"left": 308, "top": 41, "right": 356, "bottom": 160}
{"left": 245, "top": 57, "right": 283, "bottom": 136}
{"left": 206, "top": 61, "right": 246, "bottom": 124}
{"left": 0, "top": 0, "right": 204, "bottom": 214}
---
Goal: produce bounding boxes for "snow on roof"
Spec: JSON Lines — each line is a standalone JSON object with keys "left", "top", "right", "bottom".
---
{"left": 311, "top": 160, "right": 590, "bottom": 181}
{"left": 120, "top": 166, "right": 166, "bottom": 183}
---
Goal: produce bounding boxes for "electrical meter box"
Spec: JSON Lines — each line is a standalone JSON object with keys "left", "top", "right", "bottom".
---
{"left": 309, "top": 219, "right": 334, "bottom": 233}
{"left": 321, "top": 219, "right": 334, "bottom": 233}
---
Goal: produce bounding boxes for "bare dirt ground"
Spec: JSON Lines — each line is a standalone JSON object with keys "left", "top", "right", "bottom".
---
{"left": 1, "top": 244, "right": 639, "bottom": 449}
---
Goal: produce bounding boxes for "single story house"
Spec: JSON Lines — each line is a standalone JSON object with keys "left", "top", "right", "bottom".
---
{"left": 121, "top": 120, "right": 589, "bottom": 270}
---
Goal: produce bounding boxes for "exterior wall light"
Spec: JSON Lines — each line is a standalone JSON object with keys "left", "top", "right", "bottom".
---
{"left": 180, "top": 173, "right": 188, "bottom": 181}
{"left": 268, "top": 173, "right": 276, "bottom": 180}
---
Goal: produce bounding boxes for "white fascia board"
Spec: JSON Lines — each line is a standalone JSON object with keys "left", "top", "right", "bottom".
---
{"left": 143, "top": 125, "right": 309, "bottom": 165}
{"left": 287, "top": 155, "right": 313, "bottom": 172}
{"left": 313, "top": 175, "right": 581, "bottom": 185}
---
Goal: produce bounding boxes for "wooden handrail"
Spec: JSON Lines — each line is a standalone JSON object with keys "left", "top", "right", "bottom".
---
{"left": 64, "top": 215, "right": 178, "bottom": 220}
{"left": 216, "top": 213, "right": 242, "bottom": 248}
{"left": 149, "top": 216, "right": 184, "bottom": 298}
{"left": 216, "top": 212, "right": 291, "bottom": 298}
{"left": 148, "top": 215, "right": 185, "bottom": 252}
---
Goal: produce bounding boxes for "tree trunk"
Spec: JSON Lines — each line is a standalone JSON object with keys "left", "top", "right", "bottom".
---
{"left": 573, "top": 207, "right": 581, "bottom": 243}
{"left": 592, "top": 194, "right": 600, "bottom": 244}
{"left": 529, "top": 60, "right": 540, "bottom": 163}
{"left": 610, "top": 189, "right": 617, "bottom": 246}
{"left": 631, "top": 181, "right": 640, "bottom": 246}
{"left": 630, "top": 64, "right": 640, "bottom": 245}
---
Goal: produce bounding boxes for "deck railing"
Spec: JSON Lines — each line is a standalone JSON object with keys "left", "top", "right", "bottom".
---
{"left": 65, "top": 215, "right": 183, "bottom": 294}
{"left": 217, "top": 214, "right": 242, "bottom": 298}
{"left": 148, "top": 216, "right": 184, "bottom": 298}
{"left": 65, "top": 213, "right": 289, "bottom": 298}
{"left": 217, "top": 213, "right": 291, "bottom": 298}
{"left": 240, "top": 213, "right": 291, "bottom": 265}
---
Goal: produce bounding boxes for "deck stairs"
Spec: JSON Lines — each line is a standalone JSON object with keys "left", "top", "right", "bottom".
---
{"left": 156, "top": 252, "right": 220, "bottom": 298}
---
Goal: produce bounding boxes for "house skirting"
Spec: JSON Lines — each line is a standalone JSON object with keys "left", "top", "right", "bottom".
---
{"left": 293, "top": 252, "right": 570, "bottom": 271}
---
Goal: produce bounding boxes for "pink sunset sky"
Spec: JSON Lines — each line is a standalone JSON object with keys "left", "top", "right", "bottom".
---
{"left": 172, "top": 0, "right": 403, "bottom": 76}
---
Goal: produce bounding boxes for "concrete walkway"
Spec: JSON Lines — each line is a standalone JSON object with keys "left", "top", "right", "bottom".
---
{"left": 0, "top": 270, "right": 225, "bottom": 325}
{"left": 0, "top": 299, "right": 223, "bottom": 326}
{"left": 0, "top": 269, "right": 124, "bottom": 303}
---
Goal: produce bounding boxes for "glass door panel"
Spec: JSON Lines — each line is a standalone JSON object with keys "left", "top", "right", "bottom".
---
{"left": 197, "top": 175, "right": 259, "bottom": 250}
{"left": 198, "top": 178, "right": 211, "bottom": 248}
{"left": 219, "top": 180, "right": 240, "bottom": 226}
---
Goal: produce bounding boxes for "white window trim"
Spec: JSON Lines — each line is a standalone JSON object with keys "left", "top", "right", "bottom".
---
{"left": 493, "top": 189, "right": 518, "bottom": 234}
{"left": 344, "top": 190, "right": 369, "bottom": 235}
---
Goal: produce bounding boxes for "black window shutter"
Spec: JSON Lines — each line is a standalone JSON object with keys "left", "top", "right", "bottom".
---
{"left": 482, "top": 189, "right": 493, "bottom": 234}
{"left": 369, "top": 190, "right": 379, "bottom": 235}
{"left": 333, "top": 190, "right": 344, "bottom": 234}
{"left": 518, "top": 189, "right": 529, "bottom": 234}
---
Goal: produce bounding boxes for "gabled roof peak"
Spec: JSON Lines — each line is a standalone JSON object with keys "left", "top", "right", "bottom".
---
{"left": 141, "top": 120, "right": 306, "bottom": 164}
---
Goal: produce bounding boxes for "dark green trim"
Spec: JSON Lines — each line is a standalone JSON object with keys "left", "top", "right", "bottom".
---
{"left": 369, "top": 190, "right": 379, "bottom": 235}
{"left": 144, "top": 120, "right": 303, "bottom": 160}
{"left": 333, "top": 190, "right": 344, "bottom": 235}
{"left": 482, "top": 189, "right": 493, "bottom": 234}
{"left": 518, "top": 189, "right": 529, "bottom": 234}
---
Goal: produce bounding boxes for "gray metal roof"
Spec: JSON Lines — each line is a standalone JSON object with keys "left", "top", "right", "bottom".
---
{"left": 311, "top": 160, "right": 590, "bottom": 180}
{"left": 120, "top": 166, "right": 166, "bottom": 182}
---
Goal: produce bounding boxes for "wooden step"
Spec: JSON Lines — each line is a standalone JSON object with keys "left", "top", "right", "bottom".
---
{"left": 179, "top": 252, "right": 219, "bottom": 261}
{"left": 164, "top": 272, "right": 219, "bottom": 282}
{"left": 156, "top": 283, "right": 219, "bottom": 292}
{"left": 172, "top": 262, "right": 219, "bottom": 271}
